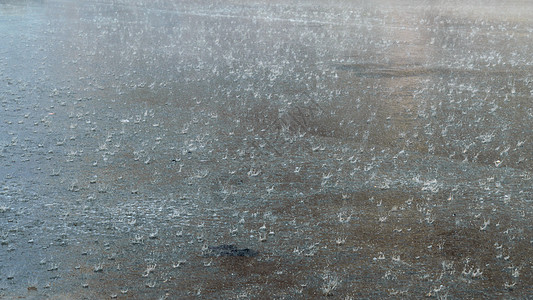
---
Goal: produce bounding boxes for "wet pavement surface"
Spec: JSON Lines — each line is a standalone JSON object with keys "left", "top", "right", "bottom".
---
{"left": 1, "top": 0, "right": 532, "bottom": 298}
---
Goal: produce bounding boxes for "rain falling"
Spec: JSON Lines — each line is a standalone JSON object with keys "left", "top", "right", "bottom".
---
{"left": 0, "top": 0, "right": 532, "bottom": 298}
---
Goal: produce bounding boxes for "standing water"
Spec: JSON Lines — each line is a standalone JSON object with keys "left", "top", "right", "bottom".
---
{"left": 0, "top": 0, "right": 532, "bottom": 298}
